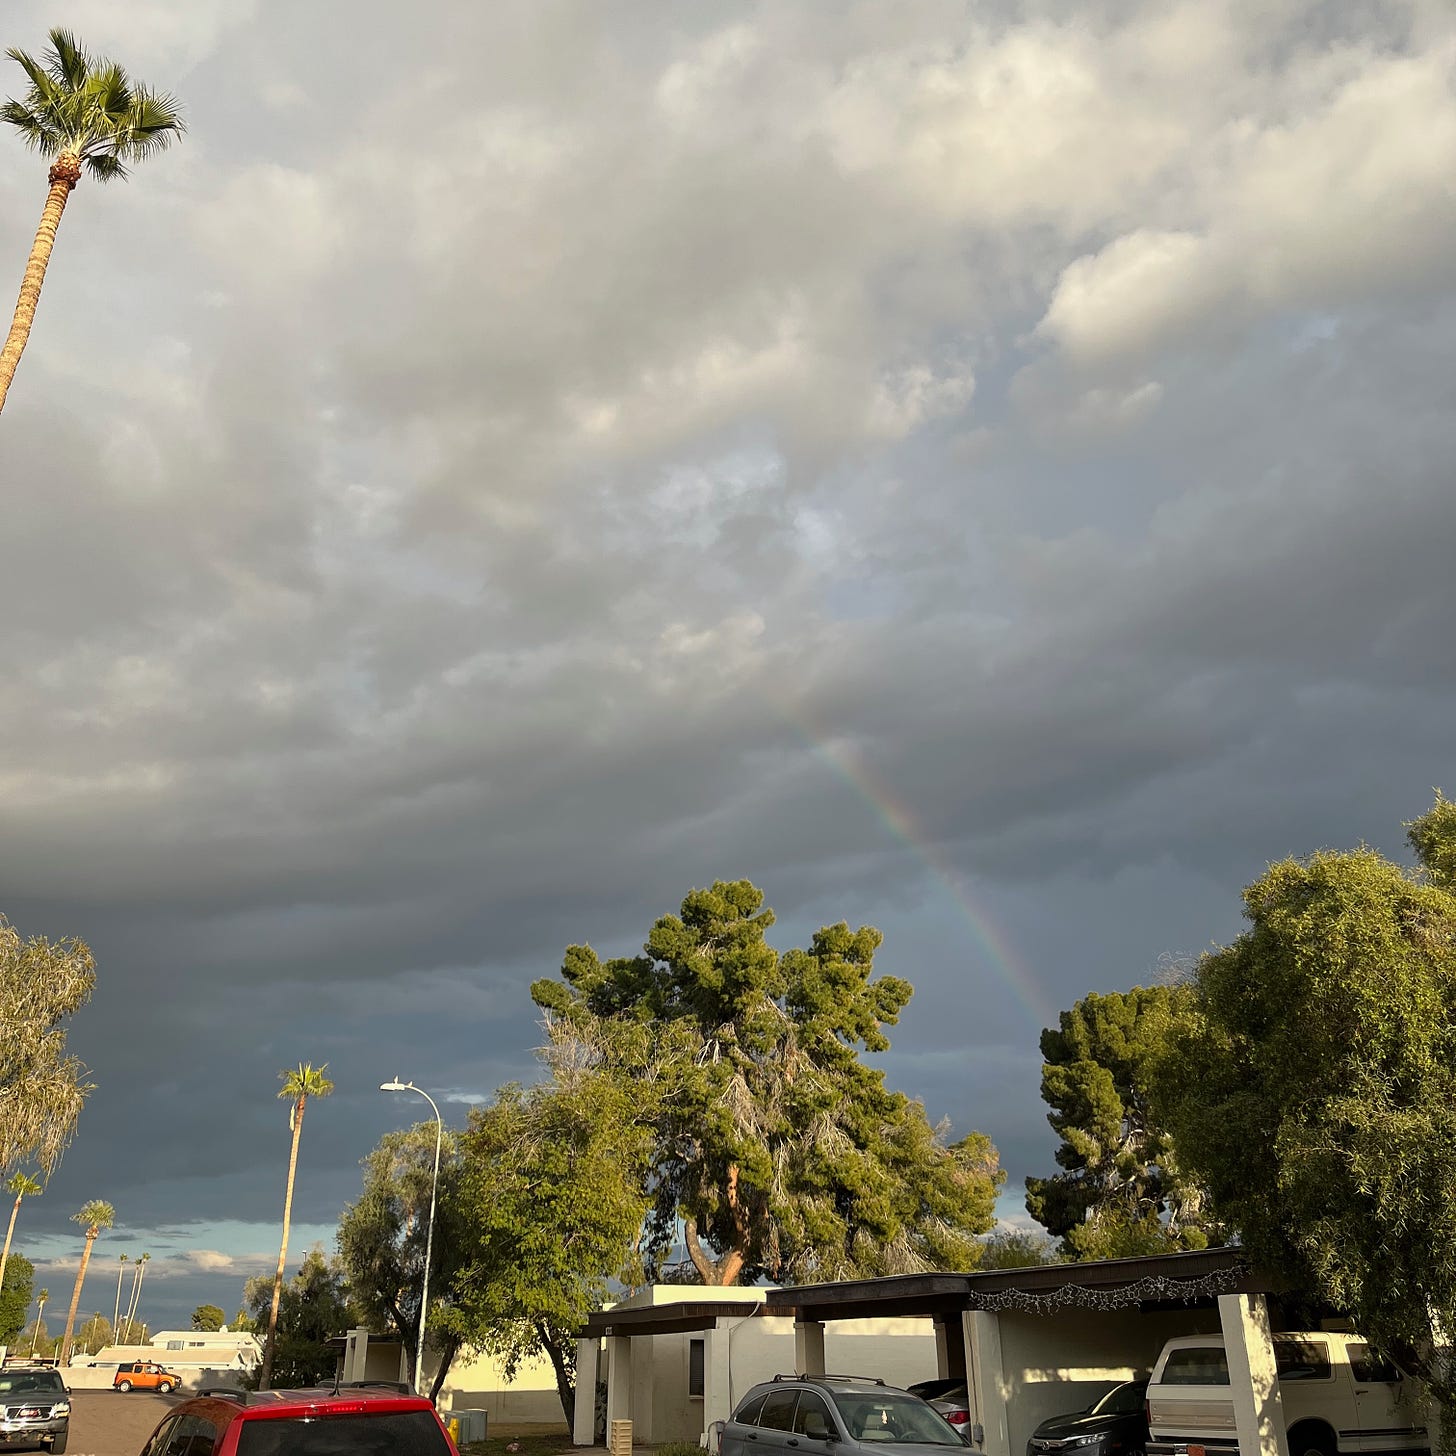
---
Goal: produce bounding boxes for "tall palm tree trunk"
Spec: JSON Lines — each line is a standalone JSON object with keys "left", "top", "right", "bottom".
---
{"left": 258, "top": 1098, "right": 305, "bottom": 1391}
{"left": 127, "top": 1256, "right": 149, "bottom": 1338}
{"left": 0, "top": 1192, "right": 22, "bottom": 1294}
{"left": 0, "top": 154, "right": 79, "bottom": 416}
{"left": 57, "top": 1227, "right": 96, "bottom": 1367}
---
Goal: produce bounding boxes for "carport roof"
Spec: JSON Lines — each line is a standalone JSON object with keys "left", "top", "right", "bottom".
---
{"left": 585, "top": 1300, "right": 763, "bottom": 1337}
{"left": 766, "top": 1247, "right": 1274, "bottom": 1323}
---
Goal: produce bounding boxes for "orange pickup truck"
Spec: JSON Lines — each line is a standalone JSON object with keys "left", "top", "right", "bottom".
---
{"left": 114, "top": 1359, "right": 182, "bottom": 1393}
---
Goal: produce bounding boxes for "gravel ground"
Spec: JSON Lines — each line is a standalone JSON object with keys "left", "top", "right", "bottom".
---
{"left": 65, "top": 1389, "right": 179, "bottom": 1456}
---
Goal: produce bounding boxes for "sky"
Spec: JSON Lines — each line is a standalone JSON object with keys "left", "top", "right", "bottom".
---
{"left": 1, "top": 0, "right": 1454, "bottom": 1336}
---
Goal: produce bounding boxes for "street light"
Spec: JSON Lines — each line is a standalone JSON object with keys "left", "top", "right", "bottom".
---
{"left": 379, "top": 1078, "right": 443, "bottom": 1399}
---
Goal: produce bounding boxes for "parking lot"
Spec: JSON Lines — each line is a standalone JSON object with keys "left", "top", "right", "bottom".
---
{"left": 67, "top": 1389, "right": 178, "bottom": 1456}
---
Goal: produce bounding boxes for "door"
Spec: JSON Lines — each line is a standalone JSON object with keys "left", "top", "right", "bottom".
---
{"left": 1347, "top": 1343, "right": 1423, "bottom": 1453}
{"left": 754, "top": 1387, "right": 803, "bottom": 1456}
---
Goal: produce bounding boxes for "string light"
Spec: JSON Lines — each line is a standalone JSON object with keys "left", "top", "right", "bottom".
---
{"left": 972, "top": 1265, "right": 1249, "bottom": 1315}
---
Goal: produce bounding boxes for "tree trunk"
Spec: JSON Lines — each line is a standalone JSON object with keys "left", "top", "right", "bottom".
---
{"left": 0, "top": 1193, "right": 21, "bottom": 1295}
{"left": 427, "top": 1332, "right": 462, "bottom": 1406}
{"left": 538, "top": 1321, "right": 576, "bottom": 1430}
{"left": 259, "top": 1097, "right": 306, "bottom": 1390}
{"left": 0, "top": 157, "right": 80, "bottom": 417}
{"left": 683, "top": 1218, "right": 745, "bottom": 1286}
{"left": 129, "top": 1259, "right": 149, "bottom": 1338}
{"left": 58, "top": 1228, "right": 97, "bottom": 1368}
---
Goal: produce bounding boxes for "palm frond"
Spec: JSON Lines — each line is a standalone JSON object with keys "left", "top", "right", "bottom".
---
{"left": 45, "top": 29, "right": 88, "bottom": 91}
{"left": 0, "top": 100, "right": 55, "bottom": 154}
{"left": 83, "top": 152, "right": 125, "bottom": 183}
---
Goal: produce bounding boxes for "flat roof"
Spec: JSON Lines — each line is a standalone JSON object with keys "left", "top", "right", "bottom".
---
{"left": 766, "top": 1247, "right": 1270, "bottom": 1323}
{"left": 585, "top": 1301, "right": 763, "bottom": 1337}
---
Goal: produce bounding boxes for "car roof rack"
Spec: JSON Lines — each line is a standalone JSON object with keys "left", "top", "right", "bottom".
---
{"left": 339, "top": 1380, "right": 413, "bottom": 1394}
{"left": 774, "top": 1373, "right": 887, "bottom": 1386}
{"left": 197, "top": 1385, "right": 248, "bottom": 1404}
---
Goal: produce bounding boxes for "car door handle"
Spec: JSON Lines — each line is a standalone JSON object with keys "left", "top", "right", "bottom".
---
{"left": 789, "top": 1442, "right": 800, "bottom": 1448}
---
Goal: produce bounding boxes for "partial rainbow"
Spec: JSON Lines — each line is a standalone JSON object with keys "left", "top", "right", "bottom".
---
{"left": 794, "top": 725, "right": 1058, "bottom": 1030}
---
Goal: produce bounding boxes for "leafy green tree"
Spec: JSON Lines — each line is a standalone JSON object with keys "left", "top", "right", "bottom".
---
{"left": 76, "top": 1311, "right": 112, "bottom": 1355}
{"left": 191, "top": 1303, "right": 225, "bottom": 1332}
{"left": 245, "top": 1248, "right": 358, "bottom": 1389}
{"left": 531, "top": 880, "right": 1002, "bottom": 1286}
{"left": 0, "top": 1172, "right": 40, "bottom": 1299}
{"left": 58, "top": 1199, "right": 113, "bottom": 1365}
{"left": 231, "top": 1305, "right": 255, "bottom": 1334}
{"left": 0, "top": 29, "right": 184, "bottom": 414}
{"left": 978, "top": 1229, "right": 1063, "bottom": 1270}
{"left": 1159, "top": 800, "right": 1456, "bottom": 1440}
{"left": 442, "top": 1070, "right": 655, "bottom": 1425}
{"left": 337, "top": 1122, "right": 468, "bottom": 1398}
{"left": 1026, "top": 986, "right": 1216, "bottom": 1259}
{"left": 0, "top": 1253, "right": 34, "bottom": 1344}
{"left": 260, "top": 1062, "right": 333, "bottom": 1391}
{"left": 0, "top": 917, "right": 95, "bottom": 1179}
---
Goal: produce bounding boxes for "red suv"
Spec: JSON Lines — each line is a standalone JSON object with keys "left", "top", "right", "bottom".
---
{"left": 135, "top": 1384, "right": 461, "bottom": 1455}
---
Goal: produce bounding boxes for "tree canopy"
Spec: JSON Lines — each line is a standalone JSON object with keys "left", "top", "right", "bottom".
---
{"left": 337, "top": 1121, "right": 468, "bottom": 1400}
{"left": 531, "top": 879, "right": 1003, "bottom": 1286}
{"left": 444, "top": 1068, "right": 654, "bottom": 1426}
{"left": 1159, "top": 798, "right": 1456, "bottom": 1431}
{"left": 0, "top": 1253, "right": 34, "bottom": 1344}
{"left": 1026, "top": 985, "right": 1216, "bottom": 1258}
{"left": 0, "top": 917, "right": 95, "bottom": 1178}
{"left": 191, "top": 1303, "right": 225, "bottom": 1332}
{"left": 244, "top": 1248, "right": 357, "bottom": 1389}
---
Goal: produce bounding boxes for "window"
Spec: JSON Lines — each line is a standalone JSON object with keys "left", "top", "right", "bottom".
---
{"left": 794, "top": 1393, "right": 836, "bottom": 1441}
{"left": 733, "top": 1392, "right": 767, "bottom": 1426}
{"left": 1160, "top": 1348, "right": 1231, "bottom": 1386}
{"left": 1274, "top": 1339, "right": 1332, "bottom": 1382}
{"left": 168, "top": 1341, "right": 186, "bottom": 1350}
{"left": 758, "top": 1390, "right": 800, "bottom": 1432}
{"left": 164, "top": 1415, "right": 219, "bottom": 1456}
{"left": 689, "top": 1339, "right": 705, "bottom": 1398}
{"left": 1094, "top": 1384, "right": 1148, "bottom": 1416}
{"left": 1349, "top": 1343, "right": 1402, "bottom": 1384}
{"left": 235, "top": 1411, "right": 452, "bottom": 1456}
{"left": 141, "top": 1416, "right": 182, "bottom": 1456}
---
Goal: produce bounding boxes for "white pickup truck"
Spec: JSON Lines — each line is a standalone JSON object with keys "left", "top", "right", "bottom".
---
{"left": 1146, "top": 1332, "right": 1428, "bottom": 1456}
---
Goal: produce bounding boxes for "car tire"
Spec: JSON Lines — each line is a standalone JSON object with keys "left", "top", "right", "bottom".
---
{"left": 158, "top": 1381, "right": 174, "bottom": 1394}
{"left": 117, "top": 1379, "right": 132, "bottom": 1392}
{"left": 1287, "top": 1422, "right": 1336, "bottom": 1456}
{"left": 48, "top": 1435, "right": 67, "bottom": 1455}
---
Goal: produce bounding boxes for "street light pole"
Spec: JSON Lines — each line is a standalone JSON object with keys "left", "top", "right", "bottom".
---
{"left": 379, "top": 1078, "right": 443, "bottom": 1400}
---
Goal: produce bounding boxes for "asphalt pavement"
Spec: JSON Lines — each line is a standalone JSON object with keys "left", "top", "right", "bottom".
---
{"left": 67, "top": 1389, "right": 178, "bottom": 1456}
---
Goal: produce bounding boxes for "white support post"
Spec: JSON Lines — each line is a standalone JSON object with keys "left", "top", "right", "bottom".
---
{"left": 703, "top": 1323, "right": 734, "bottom": 1445}
{"left": 1219, "top": 1293, "right": 1290, "bottom": 1456}
{"left": 575, "top": 1338, "right": 600, "bottom": 1447}
{"left": 796, "top": 1321, "right": 826, "bottom": 1377}
{"left": 606, "top": 1336, "right": 634, "bottom": 1432}
{"left": 964, "top": 1310, "right": 1010, "bottom": 1456}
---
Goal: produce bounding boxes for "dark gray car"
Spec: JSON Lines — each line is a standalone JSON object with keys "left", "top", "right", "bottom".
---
{"left": 720, "top": 1375, "right": 969, "bottom": 1456}
{"left": 0, "top": 1365, "right": 70, "bottom": 1453}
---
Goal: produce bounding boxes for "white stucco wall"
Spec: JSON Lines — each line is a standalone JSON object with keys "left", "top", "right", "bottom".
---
{"left": 437, "top": 1345, "right": 565, "bottom": 1424}
{"left": 995, "top": 1306, "right": 1222, "bottom": 1456}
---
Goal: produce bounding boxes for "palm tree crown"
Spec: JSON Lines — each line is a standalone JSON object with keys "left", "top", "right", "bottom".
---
{"left": 6, "top": 1172, "right": 42, "bottom": 1200}
{"left": 279, "top": 1062, "right": 335, "bottom": 1106}
{"left": 73, "top": 1200, "right": 113, "bottom": 1235}
{"left": 2, "top": 28, "right": 184, "bottom": 183}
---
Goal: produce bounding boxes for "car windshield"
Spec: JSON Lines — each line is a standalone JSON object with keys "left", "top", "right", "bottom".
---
{"left": 832, "top": 1392, "right": 964, "bottom": 1446}
{"left": 1091, "top": 1384, "right": 1146, "bottom": 1416}
{"left": 236, "top": 1410, "right": 452, "bottom": 1456}
{"left": 0, "top": 1372, "right": 64, "bottom": 1394}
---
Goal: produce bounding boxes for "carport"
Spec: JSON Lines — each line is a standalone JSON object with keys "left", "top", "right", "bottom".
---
{"left": 766, "top": 1248, "right": 1290, "bottom": 1456}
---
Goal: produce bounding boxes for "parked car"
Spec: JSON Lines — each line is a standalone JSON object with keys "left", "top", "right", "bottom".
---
{"left": 908, "top": 1380, "right": 970, "bottom": 1404}
{"left": 719, "top": 1374, "right": 969, "bottom": 1456}
{"left": 114, "top": 1360, "right": 184, "bottom": 1394}
{"left": 1146, "top": 1333, "right": 1427, "bottom": 1456}
{"left": 1026, "top": 1380, "right": 1148, "bottom": 1456}
{"left": 929, "top": 1385, "right": 970, "bottom": 1434}
{"left": 0, "top": 1363, "right": 71, "bottom": 1453}
{"left": 134, "top": 1383, "right": 460, "bottom": 1455}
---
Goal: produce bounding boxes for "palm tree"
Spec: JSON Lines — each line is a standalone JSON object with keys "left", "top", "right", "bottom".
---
{"left": 112, "top": 1253, "right": 128, "bottom": 1341}
{"left": 0, "top": 29, "right": 183, "bottom": 414}
{"left": 57, "top": 1199, "right": 113, "bottom": 1367}
{"left": 124, "top": 1251, "right": 150, "bottom": 1339}
{"left": 0, "top": 1171, "right": 41, "bottom": 1294}
{"left": 258, "top": 1063, "right": 333, "bottom": 1391}
{"left": 29, "top": 1288, "right": 48, "bottom": 1356}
